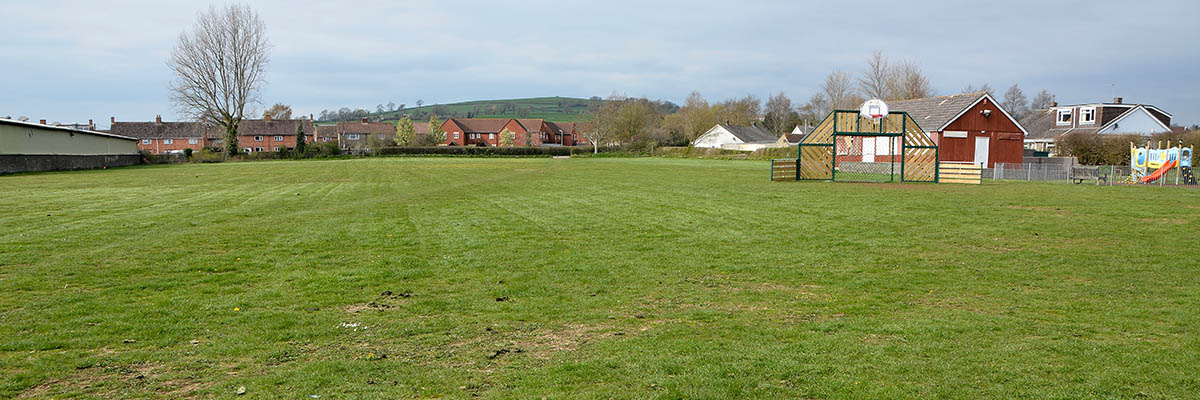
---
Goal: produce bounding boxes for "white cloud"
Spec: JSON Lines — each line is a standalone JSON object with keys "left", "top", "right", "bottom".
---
{"left": 1, "top": 0, "right": 1198, "bottom": 127}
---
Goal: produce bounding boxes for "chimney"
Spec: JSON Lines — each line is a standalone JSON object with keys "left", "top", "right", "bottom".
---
{"left": 40, "top": 119, "right": 47, "bottom": 125}
{"left": 88, "top": 119, "right": 93, "bottom": 130}
{"left": 264, "top": 114, "right": 272, "bottom": 122}
{"left": 111, "top": 116, "right": 116, "bottom": 124}
{"left": 362, "top": 117, "right": 368, "bottom": 123}
{"left": 1050, "top": 101, "right": 1058, "bottom": 107}
{"left": 155, "top": 115, "right": 162, "bottom": 124}
{"left": 310, "top": 113, "right": 314, "bottom": 121}
{"left": 1113, "top": 97, "right": 1123, "bottom": 104}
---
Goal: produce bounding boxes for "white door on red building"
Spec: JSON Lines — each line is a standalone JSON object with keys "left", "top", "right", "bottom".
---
{"left": 974, "top": 136, "right": 990, "bottom": 166}
{"left": 862, "top": 137, "right": 875, "bottom": 163}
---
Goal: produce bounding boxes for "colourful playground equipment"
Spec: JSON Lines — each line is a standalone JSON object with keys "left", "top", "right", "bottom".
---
{"left": 1131, "top": 141, "right": 1195, "bottom": 184}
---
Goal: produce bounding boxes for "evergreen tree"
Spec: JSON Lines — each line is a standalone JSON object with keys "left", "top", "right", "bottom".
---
{"left": 295, "top": 121, "right": 307, "bottom": 155}
{"left": 429, "top": 115, "right": 445, "bottom": 144}
{"left": 395, "top": 117, "right": 415, "bottom": 146}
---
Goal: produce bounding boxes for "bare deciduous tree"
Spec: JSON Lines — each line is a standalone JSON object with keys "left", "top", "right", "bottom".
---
{"left": 262, "top": 103, "right": 291, "bottom": 120}
{"left": 1031, "top": 89, "right": 1056, "bottom": 110}
{"left": 798, "top": 93, "right": 830, "bottom": 125}
{"left": 892, "top": 60, "right": 933, "bottom": 100}
{"left": 859, "top": 50, "right": 893, "bottom": 100}
{"left": 713, "top": 96, "right": 761, "bottom": 126}
{"left": 824, "top": 70, "right": 859, "bottom": 110}
{"left": 763, "top": 92, "right": 793, "bottom": 134}
{"left": 1002, "top": 84, "right": 1030, "bottom": 119}
{"left": 168, "top": 4, "right": 270, "bottom": 156}
{"left": 680, "top": 91, "right": 715, "bottom": 141}
{"left": 963, "top": 84, "right": 994, "bottom": 97}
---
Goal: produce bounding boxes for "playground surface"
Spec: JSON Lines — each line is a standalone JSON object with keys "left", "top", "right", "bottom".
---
{"left": 2, "top": 157, "right": 1199, "bottom": 398}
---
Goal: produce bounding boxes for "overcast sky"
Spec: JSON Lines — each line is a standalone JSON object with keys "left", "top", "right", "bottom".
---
{"left": 2, "top": 0, "right": 1197, "bottom": 128}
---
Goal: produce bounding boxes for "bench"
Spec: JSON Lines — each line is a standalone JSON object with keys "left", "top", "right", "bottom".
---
{"left": 1071, "top": 166, "right": 1108, "bottom": 185}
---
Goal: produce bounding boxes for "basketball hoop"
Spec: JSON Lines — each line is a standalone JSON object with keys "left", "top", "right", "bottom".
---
{"left": 860, "top": 99, "right": 889, "bottom": 121}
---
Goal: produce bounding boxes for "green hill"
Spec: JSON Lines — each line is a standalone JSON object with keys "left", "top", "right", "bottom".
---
{"left": 374, "top": 96, "right": 600, "bottom": 122}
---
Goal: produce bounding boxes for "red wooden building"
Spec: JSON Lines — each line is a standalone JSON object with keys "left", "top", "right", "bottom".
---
{"left": 890, "top": 92, "right": 1026, "bottom": 167}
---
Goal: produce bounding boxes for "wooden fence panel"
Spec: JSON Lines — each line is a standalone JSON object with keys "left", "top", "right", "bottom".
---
{"left": 938, "top": 162, "right": 982, "bottom": 184}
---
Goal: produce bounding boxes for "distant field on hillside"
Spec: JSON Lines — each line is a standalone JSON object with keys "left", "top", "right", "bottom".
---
{"left": 3, "top": 158, "right": 1199, "bottom": 398}
{"left": 367, "top": 96, "right": 598, "bottom": 123}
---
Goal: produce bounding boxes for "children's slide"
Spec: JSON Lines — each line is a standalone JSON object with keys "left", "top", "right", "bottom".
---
{"left": 1141, "top": 160, "right": 1177, "bottom": 183}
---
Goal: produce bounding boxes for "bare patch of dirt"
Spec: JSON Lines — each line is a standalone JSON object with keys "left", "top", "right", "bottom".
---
{"left": 17, "top": 362, "right": 168, "bottom": 399}
{"left": 345, "top": 290, "right": 412, "bottom": 313}
{"left": 1003, "top": 205, "right": 1071, "bottom": 215}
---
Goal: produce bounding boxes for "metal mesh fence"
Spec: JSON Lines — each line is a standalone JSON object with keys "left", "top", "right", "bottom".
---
{"left": 834, "top": 136, "right": 900, "bottom": 182}
{"left": 989, "top": 162, "right": 1196, "bottom": 186}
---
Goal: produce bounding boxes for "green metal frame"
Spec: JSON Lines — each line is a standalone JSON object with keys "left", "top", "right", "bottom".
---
{"left": 797, "top": 110, "right": 938, "bottom": 183}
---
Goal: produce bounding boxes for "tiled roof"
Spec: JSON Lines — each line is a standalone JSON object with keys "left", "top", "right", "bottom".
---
{"left": 448, "top": 118, "right": 511, "bottom": 134}
{"left": 413, "top": 122, "right": 430, "bottom": 135}
{"left": 315, "top": 125, "right": 338, "bottom": 138}
{"left": 545, "top": 121, "right": 575, "bottom": 134}
{"left": 239, "top": 119, "right": 314, "bottom": 136}
{"left": 889, "top": 92, "right": 985, "bottom": 132}
{"left": 516, "top": 119, "right": 544, "bottom": 132}
{"left": 1017, "top": 109, "right": 1099, "bottom": 139}
{"left": 110, "top": 121, "right": 209, "bottom": 139}
{"left": 336, "top": 121, "right": 393, "bottom": 135}
{"left": 783, "top": 133, "right": 804, "bottom": 143}
{"left": 720, "top": 124, "right": 776, "bottom": 143}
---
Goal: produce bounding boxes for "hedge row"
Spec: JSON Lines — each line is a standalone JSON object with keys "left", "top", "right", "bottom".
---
{"left": 376, "top": 146, "right": 572, "bottom": 157}
{"left": 655, "top": 146, "right": 796, "bottom": 160}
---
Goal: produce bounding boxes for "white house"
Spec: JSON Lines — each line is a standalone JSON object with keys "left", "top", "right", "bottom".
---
{"left": 1020, "top": 98, "right": 1173, "bottom": 153}
{"left": 692, "top": 123, "right": 778, "bottom": 151}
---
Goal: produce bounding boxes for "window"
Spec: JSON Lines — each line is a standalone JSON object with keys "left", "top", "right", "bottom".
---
{"left": 243, "top": 148, "right": 252, "bottom": 153}
{"left": 254, "top": 147, "right": 264, "bottom": 152}
{"left": 346, "top": 134, "right": 360, "bottom": 140}
{"left": 273, "top": 147, "right": 280, "bottom": 151}
{"left": 321, "top": 137, "right": 329, "bottom": 142}
{"left": 453, "top": 132, "right": 460, "bottom": 139}
{"left": 1080, "top": 107, "right": 1096, "bottom": 125}
{"left": 163, "top": 138, "right": 173, "bottom": 144}
{"left": 489, "top": 133, "right": 495, "bottom": 140}
{"left": 274, "top": 135, "right": 283, "bottom": 141}
{"left": 189, "top": 138, "right": 198, "bottom": 144}
{"left": 141, "top": 139, "right": 151, "bottom": 145}
{"left": 254, "top": 135, "right": 264, "bottom": 141}
{"left": 1056, "top": 109, "right": 1072, "bottom": 126}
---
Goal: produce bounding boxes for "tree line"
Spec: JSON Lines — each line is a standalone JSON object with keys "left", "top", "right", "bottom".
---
{"left": 586, "top": 51, "right": 1072, "bottom": 151}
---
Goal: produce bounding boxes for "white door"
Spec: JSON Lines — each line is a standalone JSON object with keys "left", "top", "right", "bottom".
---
{"left": 862, "top": 137, "right": 875, "bottom": 163}
{"left": 974, "top": 136, "right": 990, "bottom": 167}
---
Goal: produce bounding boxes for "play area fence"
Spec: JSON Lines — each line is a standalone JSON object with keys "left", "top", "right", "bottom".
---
{"left": 989, "top": 162, "right": 1196, "bottom": 186}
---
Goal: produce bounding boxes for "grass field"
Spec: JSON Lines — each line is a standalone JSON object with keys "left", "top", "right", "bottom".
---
{"left": 2, "top": 158, "right": 1199, "bottom": 398}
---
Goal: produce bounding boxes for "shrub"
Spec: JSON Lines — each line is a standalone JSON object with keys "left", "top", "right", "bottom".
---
{"left": 183, "top": 148, "right": 193, "bottom": 158}
{"left": 652, "top": 146, "right": 793, "bottom": 160}
{"left": 1056, "top": 133, "right": 1141, "bottom": 165}
{"left": 193, "top": 148, "right": 224, "bottom": 163}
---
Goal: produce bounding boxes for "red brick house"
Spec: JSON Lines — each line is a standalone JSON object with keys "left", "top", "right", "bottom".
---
{"left": 334, "top": 118, "right": 395, "bottom": 151}
{"left": 890, "top": 92, "right": 1026, "bottom": 167}
{"left": 112, "top": 115, "right": 316, "bottom": 154}
{"left": 235, "top": 116, "right": 314, "bottom": 153}
{"left": 314, "top": 125, "right": 339, "bottom": 145}
{"left": 110, "top": 115, "right": 217, "bottom": 154}
{"left": 441, "top": 118, "right": 585, "bottom": 146}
